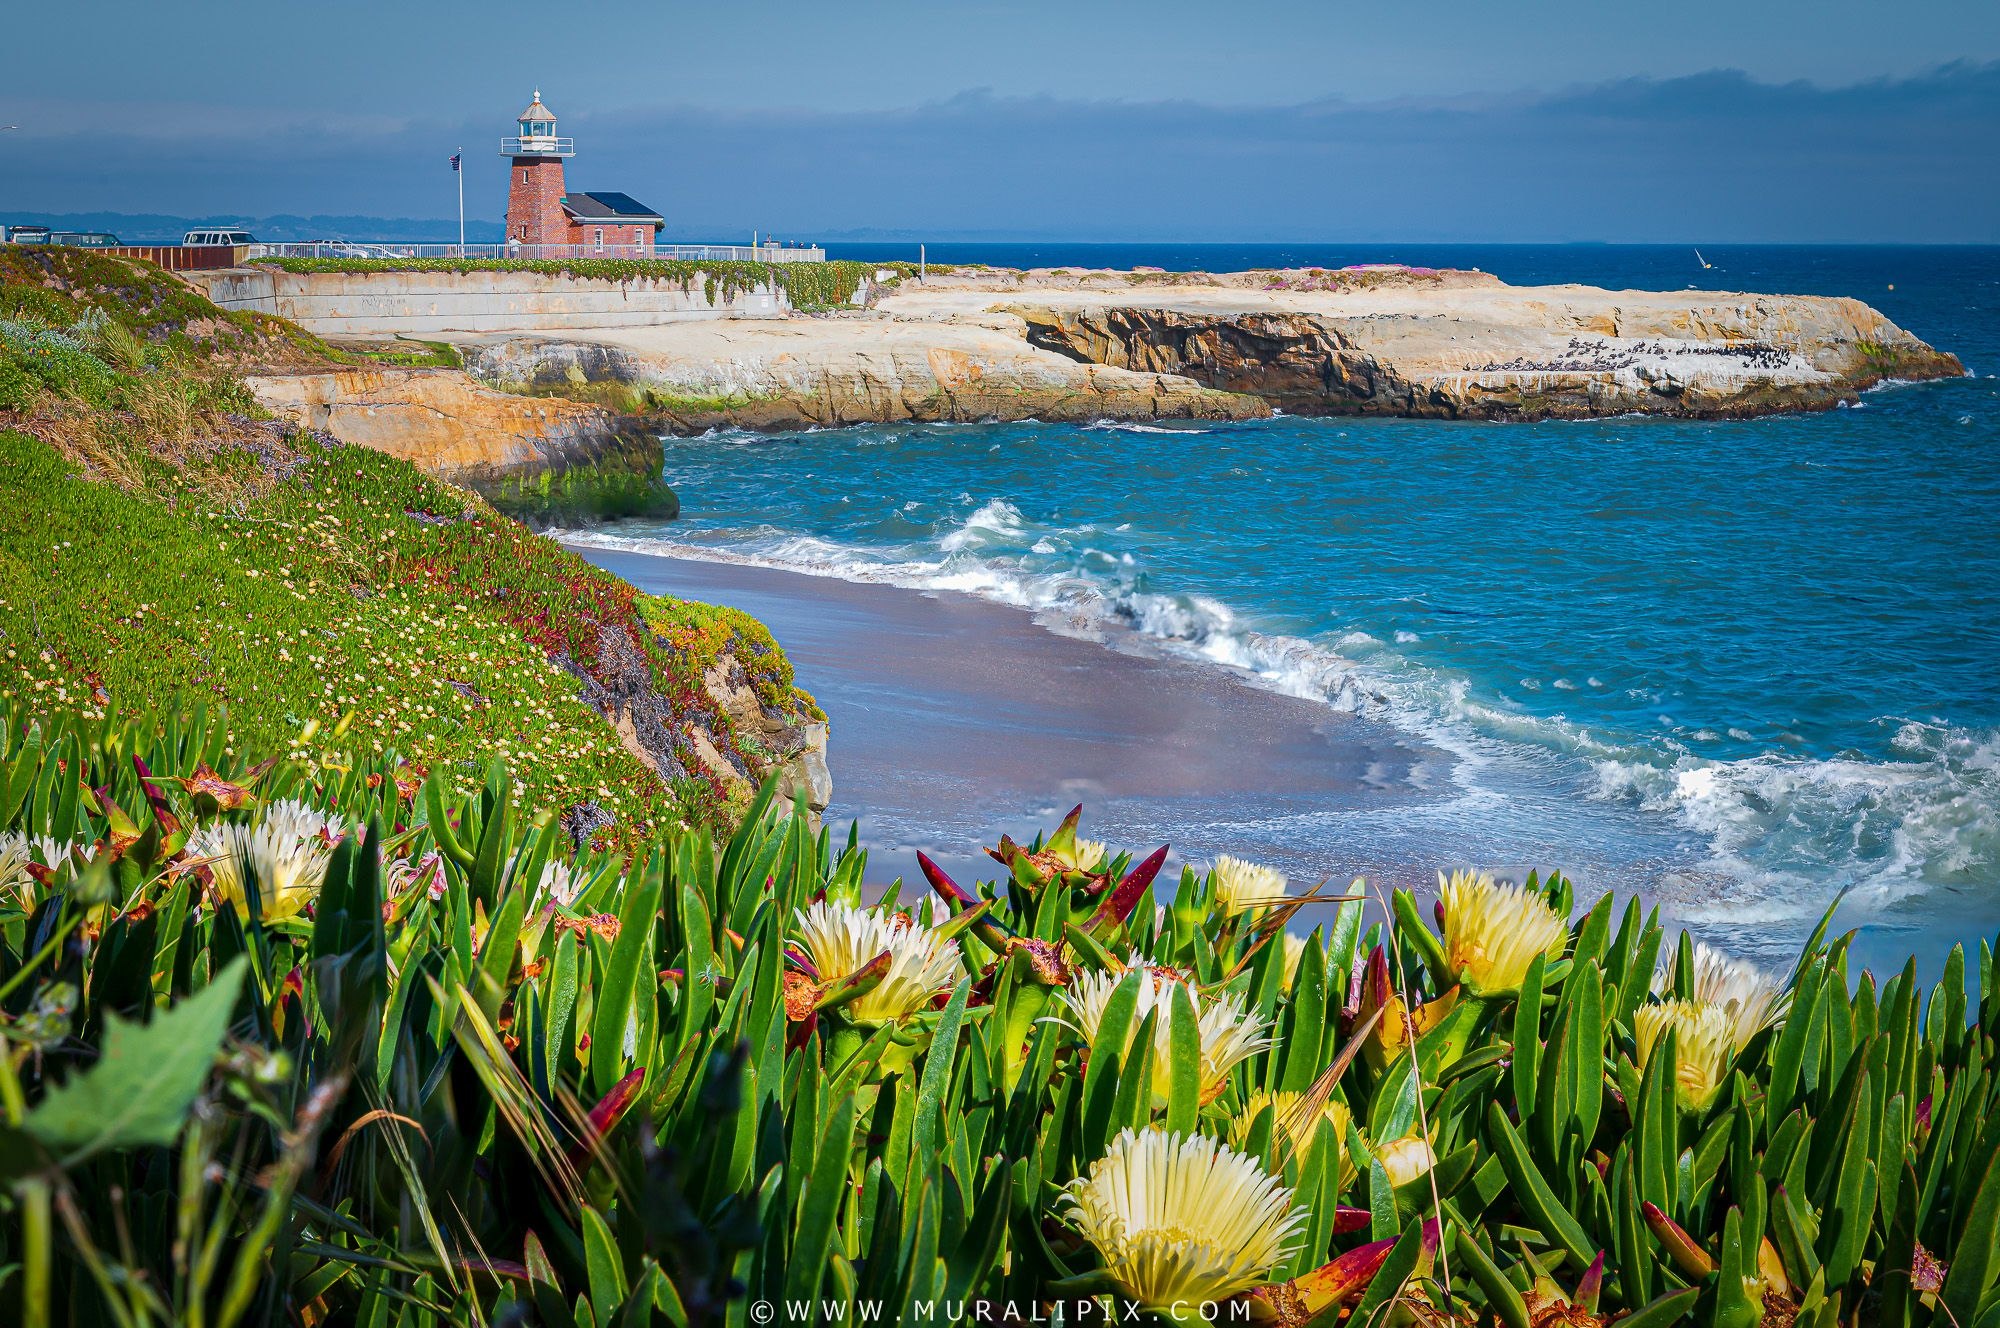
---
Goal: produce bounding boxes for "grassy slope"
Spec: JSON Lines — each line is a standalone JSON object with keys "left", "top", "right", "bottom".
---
{"left": 0, "top": 247, "right": 817, "bottom": 841}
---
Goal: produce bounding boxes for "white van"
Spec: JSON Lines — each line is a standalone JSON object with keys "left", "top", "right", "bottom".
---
{"left": 182, "top": 229, "right": 257, "bottom": 247}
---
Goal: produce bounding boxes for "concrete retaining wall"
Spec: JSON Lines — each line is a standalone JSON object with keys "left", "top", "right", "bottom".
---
{"left": 200, "top": 267, "right": 787, "bottom": 337}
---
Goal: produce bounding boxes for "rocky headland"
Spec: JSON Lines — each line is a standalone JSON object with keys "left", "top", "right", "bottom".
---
{"left": 387, "top": 264, "right": 1965, "bottom": 435}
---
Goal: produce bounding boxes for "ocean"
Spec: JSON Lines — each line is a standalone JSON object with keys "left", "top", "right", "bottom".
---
{"left": 570, "top": 244, "right": 2000, "bottom": 964}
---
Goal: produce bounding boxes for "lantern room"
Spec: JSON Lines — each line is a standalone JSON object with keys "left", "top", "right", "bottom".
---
{"left": 502, "top": 90, "right": 573, "bottom": 158}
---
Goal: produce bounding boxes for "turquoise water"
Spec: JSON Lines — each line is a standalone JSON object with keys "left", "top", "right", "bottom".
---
{"left": 577, "top": 245, "right": 2000, "bottom": 956}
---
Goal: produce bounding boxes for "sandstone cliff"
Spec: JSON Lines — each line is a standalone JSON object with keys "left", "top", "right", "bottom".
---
{"left": 242, "top": 366, "right": 677, "bottom": 524}
{"left": 451, "top": 313, "right": 1267, "bottom": 432}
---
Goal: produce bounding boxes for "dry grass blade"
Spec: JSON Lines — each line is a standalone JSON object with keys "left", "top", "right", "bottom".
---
{"left": 437, "top": 978, "right": 585, "bottom": 1209}
{"left": 321, "top": 1108, "right": 428, "bottom": 1178}
{"left": 1223, "top": 884, "right": 1367, "bottom": 982}
{"left": 1274, "top": 1000, "right": 1385, "bottom": 1170}
{"left": 351, "top": 1079, "right": 457, "bottom": 1277}
{"left": 1368, "top": 877, "right": 1453, "bottom": 1304}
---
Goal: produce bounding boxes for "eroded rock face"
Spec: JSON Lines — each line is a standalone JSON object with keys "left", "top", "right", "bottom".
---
{"left": 562, "top": 621, "right": 699, "bottom": 786}
{"left": 1017, "top": 307, "right": 1410, "bottom": 414}
{"left": 451, "top": 322, "right": 1270, "bottom": 434}
{"left": 556, "top": 620, "right": 830, "bottom": 826}
{"left": 1013, "top": 298, "right": 1965, "bottom": 420}
{"left": 242, "top": 367, "right": 676, "bottom": 525}
{"left": 701, "top": 655, "right": 832, "bottom": 816}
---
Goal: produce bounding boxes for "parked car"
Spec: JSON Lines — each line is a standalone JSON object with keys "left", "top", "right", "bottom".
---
{"left": 1, "top": 225, "right": 51, "bottom": 244}
{"left": 182, "top": 228, "right": 257, "bottom": 247}
{"left": 49, "top": 231, "right": 120, "bottom": 247}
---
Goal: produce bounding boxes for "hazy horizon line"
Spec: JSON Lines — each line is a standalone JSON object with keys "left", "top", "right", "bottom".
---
{"left": 8, "top": 213, "right": 2000, "bottom": 250}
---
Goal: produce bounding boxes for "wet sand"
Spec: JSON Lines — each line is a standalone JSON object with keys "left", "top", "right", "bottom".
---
{"left": 575, "top": 546, "right": 1455, "bottom": 895}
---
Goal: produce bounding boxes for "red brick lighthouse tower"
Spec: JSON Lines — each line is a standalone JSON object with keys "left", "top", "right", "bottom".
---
{"left": 502, "top": 90, "right": 574, "bottom": 246}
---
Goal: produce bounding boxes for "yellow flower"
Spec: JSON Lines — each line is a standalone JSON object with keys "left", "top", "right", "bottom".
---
{"left": 1052, "top": 965, "right": 1271, "bottom": 1104}
{"left": 1279, "top": 933, "right": 1310, "bottom": 991}
{"left": 1373, "top": 1133, "right": 1438, "bottom": 1188}
{"left": 1440, "top": 870, "right": 1569, "bottom": 996}
{"left": 1634, "top": 998, "right": 1735, "bottom": 1112}
{"left": 1232, "top": 1090, "right": 1354, "bottom": 1181}
{"left": 791, "top": 901, "right": 960, "bottom": 1026}
{"left": 1063, "top": 1129, "right": 1307, "bottom": 1309}
{"left": 1654, "top": 940, "right": 1788, "bottom": 1053}
{"left": 1355, "top": 947, "right": 1459, "bottom": 1072}
{"left": 1211, "top": 856, "right": 1290, "bottom": 916}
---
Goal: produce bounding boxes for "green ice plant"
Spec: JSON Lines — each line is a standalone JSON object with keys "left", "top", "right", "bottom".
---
{"left": 0, "top": 701, "right": 1998, "bottom": 1328}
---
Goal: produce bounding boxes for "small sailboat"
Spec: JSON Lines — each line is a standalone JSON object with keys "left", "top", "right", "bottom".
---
{"left": 1694, "top": 248, "right": 1714, "bottom": 270}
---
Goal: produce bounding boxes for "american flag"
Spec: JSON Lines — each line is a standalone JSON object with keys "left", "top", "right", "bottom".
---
{"left": 449, "top": 153, "right": 461, "bottom": 172}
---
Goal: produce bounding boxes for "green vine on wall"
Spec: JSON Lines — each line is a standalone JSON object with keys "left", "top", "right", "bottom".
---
{"left": 252, "top": 257, "right": 924, "bottom": 312}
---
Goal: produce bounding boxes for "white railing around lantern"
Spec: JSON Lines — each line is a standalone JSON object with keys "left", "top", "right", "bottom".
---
{"left": 246, "top": 241, "right": 827, "bottom": 264}
{"left": 499, "top": 136, "right": 575, "bottom": 156}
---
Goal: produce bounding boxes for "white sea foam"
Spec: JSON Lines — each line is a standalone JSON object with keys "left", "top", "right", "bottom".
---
{"left": 1082, "top": 420, "right": 1217, "bottom": 435}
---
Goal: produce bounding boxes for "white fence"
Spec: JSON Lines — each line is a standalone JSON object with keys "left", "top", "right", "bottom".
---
{"left": 249, "top": 241, "right": 826, "bottom": 264}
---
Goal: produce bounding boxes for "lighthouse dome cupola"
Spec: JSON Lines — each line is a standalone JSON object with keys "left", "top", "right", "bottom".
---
{"left": 502, "top": 88, "right": 572, "bottom": 158}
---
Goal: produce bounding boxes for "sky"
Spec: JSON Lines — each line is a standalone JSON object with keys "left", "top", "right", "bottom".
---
{"left": 3, "top": 0, "right": 1998, "bottom": 242}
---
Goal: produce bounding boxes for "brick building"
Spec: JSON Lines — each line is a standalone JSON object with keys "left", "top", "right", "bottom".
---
{"left": 501, "top": 91, "right": 665, "bottom": 253}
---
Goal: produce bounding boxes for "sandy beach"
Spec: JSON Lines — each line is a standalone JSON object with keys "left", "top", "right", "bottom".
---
{"left": 574, "top": 544, "right": 1456, "bottom": 899}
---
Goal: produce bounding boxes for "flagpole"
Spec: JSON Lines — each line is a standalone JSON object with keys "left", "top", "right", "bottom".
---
{"left": 456, "top": 146, "right": 465, "bottom": 256}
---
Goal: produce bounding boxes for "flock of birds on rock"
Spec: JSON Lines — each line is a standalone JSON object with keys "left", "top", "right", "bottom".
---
{"left": 1474, "top": 336, "right": 1799, "bottom": 375}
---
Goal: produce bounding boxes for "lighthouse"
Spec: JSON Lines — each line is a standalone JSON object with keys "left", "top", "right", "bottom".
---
{"left": 500, "top": 90, "right": 665, "bottom": 255}
{"left": 502, "top": 90, "right": 574, "bottom": 246}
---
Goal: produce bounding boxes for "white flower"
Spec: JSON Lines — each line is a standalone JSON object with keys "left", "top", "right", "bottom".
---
{"left": 536, "top": 859, "right": 580, "bottom": 907}
{"left": 186, "top": 801, "right": 341, "bottom": 923}
{"left": 1440, "top": 870, "right": 1569, "bottom": 995}
{"left": 1654, "top": 940, "right": 1789, "bottom": 1052}
{"left": 1052, "top": 964, "right": 1271, "bottom": 1104}
{"left": 1064, "top": 836, "right": 1112, "bottom": 876}
{"left": 1062, "top": 1129, "right": 1307, "bottom": 1308}
{"left": 1210, "top": 855, "right": 1290, "bottom": 916}
{"left": 263, "top": 797, "right": 343, "bottom": 845}
{"left": 30, "top": 836, "right": 72, "bottom": 872}
{"left": 0, "top": 833, "right": 34, "bottom": 898}
{"left": 385, "top": 850, "right": 446, "bottom": 901}
{"left": 792, "top": 900, "right": 960, "bottom": 1025}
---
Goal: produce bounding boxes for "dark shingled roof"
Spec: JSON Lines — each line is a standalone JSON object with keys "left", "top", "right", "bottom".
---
{"left": 561, "top": 192, "right": 664, "bottom": 224}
